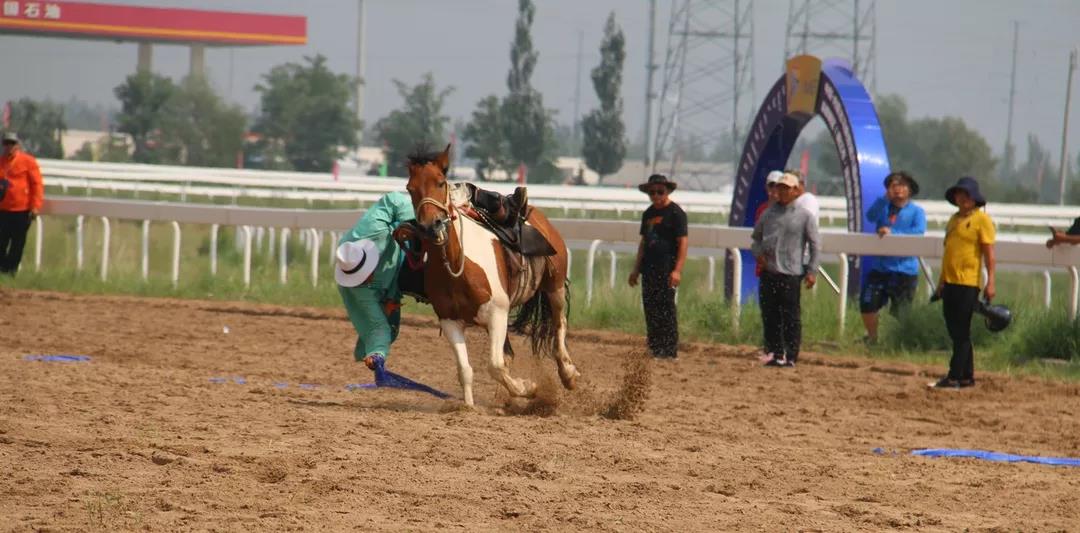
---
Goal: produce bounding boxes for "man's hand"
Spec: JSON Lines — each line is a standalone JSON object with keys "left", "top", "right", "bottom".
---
{"left": 984, "top": 280, "right": 996, "bottom": 301}
{"left": 668, "top": 270, "right": 682, "bottom": 288}
{"left": 392, "top": 225, "right": 416, "bottom": 247}
{"left": 804, "top": 273, "right": 816, "bottom": 289}
{"left": 628, "top": 269, "right": 640, "bottom": 287}
{"left": 1047, "top": 230, "right": 1066, "bottom": 248}
{"left": 877, "top": 226, "right": 891, "bottom": 237}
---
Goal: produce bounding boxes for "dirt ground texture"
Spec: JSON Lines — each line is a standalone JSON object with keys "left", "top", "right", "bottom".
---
{"left": 2, "top": 289, "right": 1079, "bottom": 532}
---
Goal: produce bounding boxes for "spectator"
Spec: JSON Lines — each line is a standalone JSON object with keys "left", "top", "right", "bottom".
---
{"left": 1046, "top": 217, "right": 1080, "bottom": 248}
{"left": 932, "top": 177, "right": 996, "bottom": 389}
{"left": 628, "top": 174, "right": 688, "bottom": 359}
{"left": 0, "top": 132, "right": 43, "bottom": 275}
{"left": 751, "top": 172, "right": 819, "bottom": 367}
{"left": 860, "top": 171, "right": 927, "bottom": 343}
{"left": 792, "top": 170, "right": 820, "bottom": 220}
{"left": 754, "top": 171, "right": 783, "bottom": 278}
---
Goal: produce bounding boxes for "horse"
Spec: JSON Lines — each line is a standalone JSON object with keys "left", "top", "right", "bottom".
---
{"left": 404, "top": 145, "right": 580, "bottom": 407}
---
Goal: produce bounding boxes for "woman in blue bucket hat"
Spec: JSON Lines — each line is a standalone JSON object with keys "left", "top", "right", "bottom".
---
{"left": 931, "top": 176, "right": 996, "bottom": 389}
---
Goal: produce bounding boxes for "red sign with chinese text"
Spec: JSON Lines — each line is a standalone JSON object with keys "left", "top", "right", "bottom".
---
{"left": 0, "top": 1, "right": 306, "bottom": 45}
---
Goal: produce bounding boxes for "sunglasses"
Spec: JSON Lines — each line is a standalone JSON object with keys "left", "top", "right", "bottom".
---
{"left": 648, "top": 188, "right": 668, "bottom": 196}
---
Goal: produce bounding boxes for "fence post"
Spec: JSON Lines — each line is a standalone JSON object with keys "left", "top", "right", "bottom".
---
{"left": 918, "top": 257, "right": 935, "bottom": 298}
{"left": 34, "top": 216, "right": 43, "bottom": 272}
{"left": 608, "top": 250, "right": 617, "bottom": 289}
{"left": 728, "top": 248, "right": 741, "bottom": 334}
{"left": 241, "top": 226, "right": 253, "bottom": 288}
{"left": 99, "top": 217, "right": 110, "bottom": 281}
{"left": 75, "top": 215, "right": 84, "bottom": 272}
{"left": 309, "top": 228, "right": 320, "bottom": 287}
{"left": 1070, "top": 266, "right": 1079, "bottom": 321}
{"left": 171, "top": 221, "right": 181, "bottom": 288}
{"left": 585, "top": 239, "right": 602, "bottom": 306}
{"left": 837, "top": 253, "right": 849, "bottom": 339}
{"left": 566, "top": 249, "right": 573, "bottom": 280}
{"left": 279, "top": 228, "right": 291, "bottom": 284}
{"left": 707, "top": 256, "right": 716, "bottom": 292}
{"left": 141, "top": 220, "right": 150, "bottom": 281}
{"left": 1043, "top": 270, "right": 1052, "bottom": 309}
{"left": 209, "top": 224, "right": 219, "bottom": 276}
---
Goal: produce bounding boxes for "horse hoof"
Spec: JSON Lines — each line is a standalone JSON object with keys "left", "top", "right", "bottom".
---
{"left": 523, "top": 380, "right": 538, "bottom": 398}
{"left": 559, "top": 367, "right": 580, "bottom": 390}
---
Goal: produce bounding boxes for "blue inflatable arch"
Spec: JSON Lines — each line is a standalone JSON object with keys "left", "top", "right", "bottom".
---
{"left": 726, "top": 56, "right": 891, "bottom": 300}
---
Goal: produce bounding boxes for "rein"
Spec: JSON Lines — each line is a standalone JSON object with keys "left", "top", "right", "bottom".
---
{"left": 417, "top": 182, "right": 466, "bottom": 278}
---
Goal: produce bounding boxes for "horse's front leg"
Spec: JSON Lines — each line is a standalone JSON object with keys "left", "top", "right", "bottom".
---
{"left": 440, "top": 319, "right": 474, "bottom": 406}
{"left": 484, "top": 307, "right": 536, "bottom": 398}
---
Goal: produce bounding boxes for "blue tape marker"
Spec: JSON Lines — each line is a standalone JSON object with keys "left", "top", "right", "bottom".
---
{"left": 345, "top": 383, "right": 378, "bottom": 391}
{"left": 208, "top": 377, "right": 227, "bottom": 384}
{"left": 232, "top": 377, "right": 247, "bottom": 385}
{"left": 299, "top": 383, "right": 318, "bottom": 390}
{"left": 912, "top": 448, "right": 1080, "bottom": 467}
{"left": 273, "top": 382, "right": 289, "bottom": 389}
{"left": 23, "top": 354, "right": 92, "bottom": 363}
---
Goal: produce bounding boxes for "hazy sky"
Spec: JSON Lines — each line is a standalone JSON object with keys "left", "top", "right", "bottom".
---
{"left": 2, "top": 0, "right": 1079, "bottom": 165}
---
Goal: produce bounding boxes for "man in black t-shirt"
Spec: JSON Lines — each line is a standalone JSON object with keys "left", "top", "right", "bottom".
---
{"left": 629, "top": 174, "right": 689, "bottom": 358}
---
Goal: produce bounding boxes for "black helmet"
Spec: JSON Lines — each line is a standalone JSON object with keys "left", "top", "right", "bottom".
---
{"left": 976, "top": 300, "right": 1012, "bottom": 333}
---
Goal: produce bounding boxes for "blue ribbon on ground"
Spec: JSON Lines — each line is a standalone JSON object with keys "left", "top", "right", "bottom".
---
{"left": 23, "top": 354, "right": 92, "bottom": 363}
{"left": 365, "top": 356, "right": 451, "bottom": 399}
{"left": 912, "top": 448, "right": 1080, "bottom": 467}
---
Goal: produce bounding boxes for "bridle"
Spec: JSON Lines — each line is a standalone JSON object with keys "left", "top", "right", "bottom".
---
{"left": 416, "top": 179, "right": 466, "bottom": 278}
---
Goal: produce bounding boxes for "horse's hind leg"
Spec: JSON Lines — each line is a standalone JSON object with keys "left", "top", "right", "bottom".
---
{"left": 441, "top": 319, "right": 475, "bottom": 406}
{"left": 546, "top": 284, "right": 580, "bottom": 390}
{"left": 487, "top": 309, "right": 536, "bottom": 398}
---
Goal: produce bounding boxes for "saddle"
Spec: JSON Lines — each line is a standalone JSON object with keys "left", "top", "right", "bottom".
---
{"left": 451, "top": 183, "right": 556, "bottom": 257}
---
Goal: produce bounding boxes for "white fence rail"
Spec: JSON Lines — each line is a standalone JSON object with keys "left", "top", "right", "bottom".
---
{"left": 40, "top": 159, "right": 1080, "bottom": 226}
{"left": 30, "top": 196, "right": 1080, "bottom": 321}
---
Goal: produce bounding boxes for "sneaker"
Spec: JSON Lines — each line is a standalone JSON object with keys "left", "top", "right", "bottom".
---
{"left": 929, "top": 377, "right": 961, "bottom": 389}
{"left": 778, "top": 359, "right": 796, "bottom": 368}
{"left": 763, "top": 357, "right": 786, "bottom": 367}
{"left": 957, "top": 378, "right": 976, "bottom": 388}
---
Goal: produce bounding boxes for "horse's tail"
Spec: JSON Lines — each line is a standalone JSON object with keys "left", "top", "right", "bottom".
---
{"left": 509, "top": 289, "right": 559, "bottom": 357}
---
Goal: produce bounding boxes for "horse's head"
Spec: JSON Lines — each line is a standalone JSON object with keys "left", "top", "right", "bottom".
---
{"left": 406, "top": 144, "right": 453, "bottom": 246}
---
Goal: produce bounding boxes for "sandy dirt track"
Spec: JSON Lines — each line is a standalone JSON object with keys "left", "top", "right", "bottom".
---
{"left": 1, "top": 289, "right": 1079, "bottom": 532}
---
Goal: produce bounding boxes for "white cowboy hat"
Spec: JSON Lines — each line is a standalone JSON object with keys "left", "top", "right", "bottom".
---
{"left": 335, "top": 239, "right": 379, "bottom": 288}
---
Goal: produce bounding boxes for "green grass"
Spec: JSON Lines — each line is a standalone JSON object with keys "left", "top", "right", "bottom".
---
{"left": 9, "top": 211, "right": 1080, "bottom": 382}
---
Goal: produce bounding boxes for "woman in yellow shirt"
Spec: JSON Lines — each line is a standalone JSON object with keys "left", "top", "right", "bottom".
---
{"left": 932, "top": 177, "right": 996, "bottom": 389}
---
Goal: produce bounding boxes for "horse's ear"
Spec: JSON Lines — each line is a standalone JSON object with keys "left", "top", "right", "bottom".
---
{"left": 435, "top": 144, "right": 451, "bottom": 173}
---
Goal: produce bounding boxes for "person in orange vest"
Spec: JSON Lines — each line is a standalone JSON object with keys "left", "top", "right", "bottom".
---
{"left": 0, "top": 132, "right": 44, "bottom": 275}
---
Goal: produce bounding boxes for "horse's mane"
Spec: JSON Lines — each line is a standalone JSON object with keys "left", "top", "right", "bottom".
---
{"left": 407, "top": 145, "right": 448, "bottom": 175}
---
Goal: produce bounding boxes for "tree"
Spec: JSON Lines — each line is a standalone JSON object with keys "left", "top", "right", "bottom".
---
{"left": 581, "top": 12, "right": 627, "bottom": 182}
{"left": 501, "top": 0, "right": 554, "bottom": 175}
{"left": 462, "top": 95, "right": 511, "bottom": 180}
{"left": 7, "top": 98, "right": 66, "bottom": 158}
{"left": 253, "top": 55, "right": 361, "bottom": 172}
{"left": 374, "top": 73, "right": 454, "bottom": 176}
{"left": 114, "top": 71, "right": 177, "bottom": 163}
{"left": 160, "top": 76, "right": 247, "bottom": 167}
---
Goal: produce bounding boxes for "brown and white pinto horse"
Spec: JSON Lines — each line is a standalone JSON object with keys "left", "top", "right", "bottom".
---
{"left": 405, "top": 145, "right": 579, "bottom": 406}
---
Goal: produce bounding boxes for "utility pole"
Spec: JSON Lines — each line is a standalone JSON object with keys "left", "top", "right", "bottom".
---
{"left": 1003, "top": 21, "right": 1018, "bottom": 176}
{"left": 356, "top": 0, "right": 367, "bottom": 146}
{"left": 573, "top": 29, "right": 584, "bottom": 145}
{"left": 1059, "top": 48, "right": 1077, "bottom": 205}
{"left": 644, "top": 0, "right": 658, "bottom": 170}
